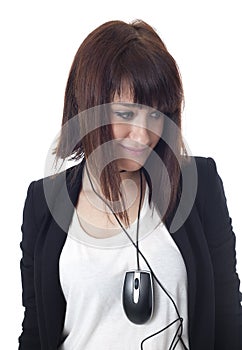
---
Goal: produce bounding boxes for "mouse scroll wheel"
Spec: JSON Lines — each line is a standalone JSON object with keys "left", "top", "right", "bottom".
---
{"left": 134, "top": 278, "right": 139, "bottom": 289}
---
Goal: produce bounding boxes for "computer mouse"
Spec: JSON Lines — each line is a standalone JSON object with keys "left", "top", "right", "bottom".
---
{"left": 122, "top": 270, "right": 154, "bottom": 324}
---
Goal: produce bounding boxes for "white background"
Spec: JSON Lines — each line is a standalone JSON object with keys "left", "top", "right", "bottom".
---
{"left": 1, "top": 0, "right": 241, "bottom": 348}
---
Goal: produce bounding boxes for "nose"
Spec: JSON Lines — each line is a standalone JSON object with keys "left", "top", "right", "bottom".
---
{"left": 129, "top": 118, "right": 150, "bottom": 146}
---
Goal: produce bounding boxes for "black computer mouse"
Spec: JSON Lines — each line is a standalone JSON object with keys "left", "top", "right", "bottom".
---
{"left": 122, "top": 270, "right": 154, "bottom": 324}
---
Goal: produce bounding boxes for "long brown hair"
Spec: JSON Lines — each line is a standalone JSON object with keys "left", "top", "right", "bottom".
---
{"left": 55, "top": 20, "right": 187, "bottom": 225}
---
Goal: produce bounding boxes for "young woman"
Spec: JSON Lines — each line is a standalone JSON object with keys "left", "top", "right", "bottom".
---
{"left": 19, "top": 20, "right": 242, "bottom": 350}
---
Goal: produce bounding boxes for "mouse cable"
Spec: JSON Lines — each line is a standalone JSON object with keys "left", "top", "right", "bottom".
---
{"left": 85, "top": 165, "right": 189, "bottom": 350}
{"left": 136, "top": 168, "right": 143, "bottom": 270}
{"left": 85, "top": 164, "right": 142, "bottom": 271}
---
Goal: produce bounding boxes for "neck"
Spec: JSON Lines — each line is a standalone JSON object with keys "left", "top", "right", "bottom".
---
{"left": 119, "top": 169, "right": 141, "bottom": 182}
{"left": 82, "top": 165, "right": 143, "bottom": 218}
{"left": 82, "top": 163, "right": 141, "bottom": 192}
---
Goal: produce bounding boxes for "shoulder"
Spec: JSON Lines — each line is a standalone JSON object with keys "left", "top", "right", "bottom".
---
{"left": 182, "top": 156, "right": 229, "bottom": 225}
{"left": 182, "top": 155, "right": 218, "bottom": 176}
{"left": 182, "top": 155, "right": 221, "bottom": 193}
{"left": 193, "top": 156, "right": 224, "bottom": 197}
{"left": 24, "top": 161, "right": 84, "bottom": 225}
{"left": 31, "top": 160, "right": 84, "bottom": 195}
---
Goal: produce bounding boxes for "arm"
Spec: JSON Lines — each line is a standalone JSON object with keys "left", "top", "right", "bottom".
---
{"left": 202, "top": 158, "right": 242, "bottom": 349}
{"left": 18, "top": 182, "right": 41, "bottom": 350}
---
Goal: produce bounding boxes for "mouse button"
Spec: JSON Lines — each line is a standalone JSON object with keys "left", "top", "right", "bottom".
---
{"left": 124, "top": 271, "right": 133, "bottom": 284}
{"left": 141, "top": 272, "right": 151, "bottom": 287}
{"left": 123, "top": 272, "right": 134, "bottom": 298}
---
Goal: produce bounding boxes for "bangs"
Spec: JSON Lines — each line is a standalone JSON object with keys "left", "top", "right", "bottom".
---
{"left": 109, "top": 42, "right": 183, "bottom": 115}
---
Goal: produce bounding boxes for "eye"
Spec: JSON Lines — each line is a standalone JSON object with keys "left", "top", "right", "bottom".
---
{"left": 114, "top": 111, "right": 134, "bottom": 120}
{"left": 149, "top": 110, "right": 164, "bottom": 119}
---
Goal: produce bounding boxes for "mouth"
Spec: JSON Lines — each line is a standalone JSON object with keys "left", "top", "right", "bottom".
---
{"left": 118, "top": 144, "right": 149, "bottom": 156}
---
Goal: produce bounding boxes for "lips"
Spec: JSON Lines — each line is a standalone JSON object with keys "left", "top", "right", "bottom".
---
{"left": 118, "top": 143, "right": 149, "bottom": 156}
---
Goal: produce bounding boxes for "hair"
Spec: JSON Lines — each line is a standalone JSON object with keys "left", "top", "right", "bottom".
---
{"left": 55, "top": 19, "right": 187, "bottom": 226}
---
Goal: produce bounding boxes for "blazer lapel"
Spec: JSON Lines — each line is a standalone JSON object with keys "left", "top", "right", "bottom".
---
{"left": 36, "top": 162, "right": 84, "bottom": 349}
{"left": 170, "top": 224, "right": 197, "bottom": 343}
{"left": 166, "top": 205, "right": 215, "bottom": 350}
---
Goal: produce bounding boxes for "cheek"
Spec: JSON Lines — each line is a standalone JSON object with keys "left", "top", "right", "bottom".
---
{"left": 150, "top": 133, "right": 161, "bottom": 147}
{"left": 149, "top": 121, "right": 164, "bottom": 144}
{"left": 111, "top": 123, "right": 128, "bottom": 139}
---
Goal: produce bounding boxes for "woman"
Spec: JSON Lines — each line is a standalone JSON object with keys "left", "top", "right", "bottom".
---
{"left": 19, "top": 20, "right": 242, "bottom": 349}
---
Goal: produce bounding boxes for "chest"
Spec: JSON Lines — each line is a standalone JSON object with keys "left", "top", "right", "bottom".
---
{"left": 75, "top": 188, "right": 143, "bottom": 238}
{"left": 59, "top": 220, "right": 189, "bottom": 350}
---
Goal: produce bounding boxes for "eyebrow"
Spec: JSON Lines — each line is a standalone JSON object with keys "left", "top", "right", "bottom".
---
{"left": 111, "top": 102, "right": 144, "bottom": 109}
{"left": 111, "top": 103, "right": 160, "bottom": 113}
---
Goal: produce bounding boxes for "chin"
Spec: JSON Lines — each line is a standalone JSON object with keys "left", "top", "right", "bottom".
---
{"left": 117, "top": 159, "right": 144, "bottom": 173}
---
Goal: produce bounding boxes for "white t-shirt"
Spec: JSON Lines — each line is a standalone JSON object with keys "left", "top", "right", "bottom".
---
{"left": 59, "top": 188, "right": 189, "bottom": 350}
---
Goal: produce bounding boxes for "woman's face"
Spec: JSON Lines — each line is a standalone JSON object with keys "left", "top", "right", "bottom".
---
{"left": 110, "top": 88, "right": 164, "bottom": 172}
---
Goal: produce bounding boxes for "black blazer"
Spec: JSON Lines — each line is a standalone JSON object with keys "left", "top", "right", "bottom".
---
{"left": 18, "top": 157, "right": 242, "bottom": 350}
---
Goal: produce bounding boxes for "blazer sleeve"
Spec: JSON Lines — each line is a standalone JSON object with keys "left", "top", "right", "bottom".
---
{"left": 201, "top": 157, "right": 242, "bottom": 349}
{"left": 18, "top": 181, "right": 41, "bottom": 350}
